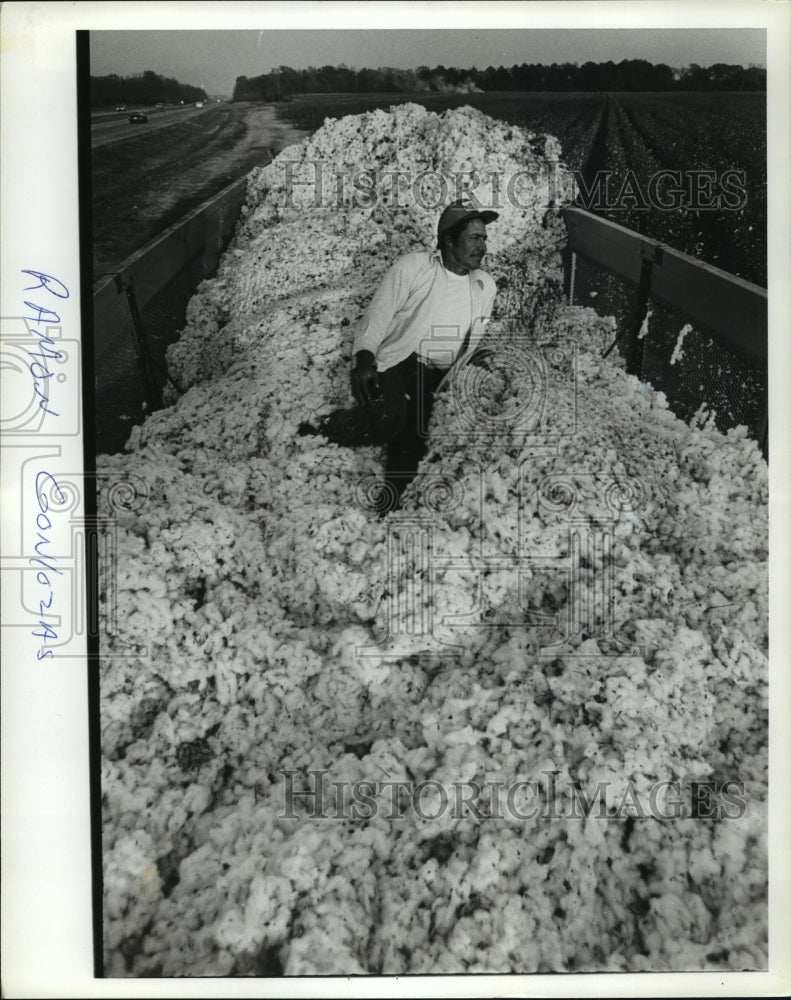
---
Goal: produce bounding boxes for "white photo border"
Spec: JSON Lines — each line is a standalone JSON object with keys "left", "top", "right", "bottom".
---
{"left": 1, "top": 2, "right": 789, "bottom": 997}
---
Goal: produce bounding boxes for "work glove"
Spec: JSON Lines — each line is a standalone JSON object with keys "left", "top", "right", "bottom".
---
{"left": 351, "top": 350, "right": 381, "bottom": 405}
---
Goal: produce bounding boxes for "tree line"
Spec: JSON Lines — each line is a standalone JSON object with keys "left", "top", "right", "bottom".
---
{"left": 232, "top": 59, "right": 766, "bottom": 101}
{"left": 90, "top": 70, "right": 208, "bottom": 108}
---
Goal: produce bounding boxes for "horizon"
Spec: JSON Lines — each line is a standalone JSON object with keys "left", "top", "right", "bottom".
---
{"left": 92, "top": 53, "right": 766, "bottom": 95}
{"left": 90, "top": 28, "right": 766, "bottom": 99}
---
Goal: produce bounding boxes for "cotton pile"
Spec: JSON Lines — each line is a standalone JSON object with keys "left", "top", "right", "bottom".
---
{"left": 98, "top": 104, "right": 767, "bottom": 976}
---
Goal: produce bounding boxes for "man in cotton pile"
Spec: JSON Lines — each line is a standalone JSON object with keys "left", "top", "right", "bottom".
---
{"left": 300, "top": 199, "right": 498, "bottom": 514}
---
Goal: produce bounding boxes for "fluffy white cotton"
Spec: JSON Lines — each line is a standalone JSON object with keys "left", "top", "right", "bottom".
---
{"left": 98, "top": 104, "right": 767, "bottom": 976}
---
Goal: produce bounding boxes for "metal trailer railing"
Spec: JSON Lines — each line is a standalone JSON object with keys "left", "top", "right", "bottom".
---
{"left": 92, "top": 191, "right": 769, "bottom": 460}
{"left": 93, "top": 176, "right": 248, "bottom": 455}
{"left": 561, "top": 206, "right": 768, "bottom": 458}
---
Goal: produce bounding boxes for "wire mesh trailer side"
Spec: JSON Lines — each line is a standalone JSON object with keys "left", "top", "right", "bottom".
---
{"left": 92, "top": 176, "right": 248, "bottom": 455}
{"left": 561, "top": 207, "right": 768, "bottom": 458}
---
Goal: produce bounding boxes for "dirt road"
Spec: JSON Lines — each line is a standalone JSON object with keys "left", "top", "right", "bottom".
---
{"left": 91, "top": 102, "right": 308, "bottom": 280}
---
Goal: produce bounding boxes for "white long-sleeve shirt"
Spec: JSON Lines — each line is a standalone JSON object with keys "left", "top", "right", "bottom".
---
{"left": 352, "top": 251, "right": 497, "bottom": 373}
{"left": 414, "top": 266, "right": 473, "bottom": 368}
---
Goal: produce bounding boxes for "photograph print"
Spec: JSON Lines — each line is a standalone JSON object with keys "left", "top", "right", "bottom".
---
{"left": 86, "top": 18, "right": 772, "bottom": 981}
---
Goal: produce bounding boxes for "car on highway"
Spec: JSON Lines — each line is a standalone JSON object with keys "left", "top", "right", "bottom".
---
{"left": 128, "top": 112, "right": 148, "bottom": 123}
{"left": 115, "top": 106, "right": 126, "bottom": 111}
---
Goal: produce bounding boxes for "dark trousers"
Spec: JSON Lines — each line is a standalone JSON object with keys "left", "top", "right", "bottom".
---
{"left": 378, "top": 353, "right": 447, "bottom": 512}
{"left": 299, "top": 352, "right": 448, "bottom": 514}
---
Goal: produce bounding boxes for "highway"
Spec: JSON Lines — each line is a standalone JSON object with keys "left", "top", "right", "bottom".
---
{"left": 91, "top": 101, "right": 307, "bottom": 283}
{"left": 90, "top": 103, "right": 218, "bottom": 148}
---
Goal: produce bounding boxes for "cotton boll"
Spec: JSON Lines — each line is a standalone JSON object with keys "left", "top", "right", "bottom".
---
{"left": 99, "top": 102, "right": 767, "bottom": 977}
{"left": 283, "top": 926, "right": 366, "bottom": 975}
{"left": 103, "top": 830, "right": 163, "bottom": 968}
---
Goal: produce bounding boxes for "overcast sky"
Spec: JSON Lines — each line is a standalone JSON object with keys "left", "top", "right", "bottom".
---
{"left": 90, "top": 28, "right": 766, "bottom": 97}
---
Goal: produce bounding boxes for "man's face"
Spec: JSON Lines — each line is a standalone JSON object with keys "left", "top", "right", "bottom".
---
{"left": 445, "top": 218, "right": 488, "bottom": 273}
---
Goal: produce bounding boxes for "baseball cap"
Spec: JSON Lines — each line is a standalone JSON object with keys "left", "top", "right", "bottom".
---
{"left": 437, "top": 198, "right": 499, "bottom": 238}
